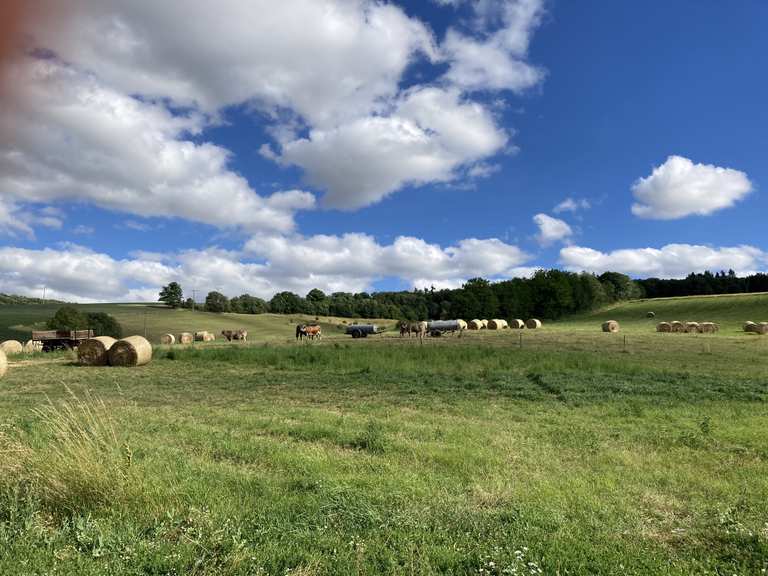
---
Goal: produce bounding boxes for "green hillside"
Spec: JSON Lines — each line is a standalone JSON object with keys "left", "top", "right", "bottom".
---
{"left": 2, "top": 292, "right": 767, "bottom": 343}
{"left": 0, "top": 303, "right": 398, "bottom": 344}
{"left": 556, "top": 292, "right": 768, "bottom": 334}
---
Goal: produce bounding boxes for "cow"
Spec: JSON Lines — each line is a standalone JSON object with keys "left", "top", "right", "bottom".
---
{"left": 304, "top": 325, "right": 322, "bottom": 340}
{"left": 221, "top": 329, "right": 248, "bottom": 342}
{"left": 399, "top": 321, "right": 425, "bottom": 338}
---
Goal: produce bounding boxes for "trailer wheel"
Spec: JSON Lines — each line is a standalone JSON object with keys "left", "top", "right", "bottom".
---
{"left": 431, "top": 330, "right": 442, "bottom": 337}
{"left": 352, "top": 329, "right": 362, "bottom": 339}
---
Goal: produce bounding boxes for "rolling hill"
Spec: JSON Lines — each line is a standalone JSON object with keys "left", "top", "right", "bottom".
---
{"left": 1, "top": 292, "right": 766, "bottom": 343}
{"left": 0, "top": 303, "right": 398, "bottom": 344}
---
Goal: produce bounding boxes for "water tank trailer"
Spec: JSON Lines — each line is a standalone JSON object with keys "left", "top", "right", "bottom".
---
{"left": 345, "top": 324, "right": 378, "bottom": 338}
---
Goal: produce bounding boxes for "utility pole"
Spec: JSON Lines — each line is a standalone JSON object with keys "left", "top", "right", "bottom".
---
{"left": 42, "top": 285, "right": 46, "bottom": 302}
{"left": 192, "top": 289, "right": 198, "bottom": 311}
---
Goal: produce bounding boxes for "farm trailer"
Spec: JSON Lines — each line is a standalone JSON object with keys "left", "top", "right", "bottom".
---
{"left": 345, "top": 324, "right": 379, "bottom": 338}
{"left": 32, "top": 330, "right": 94, "bottom": 352}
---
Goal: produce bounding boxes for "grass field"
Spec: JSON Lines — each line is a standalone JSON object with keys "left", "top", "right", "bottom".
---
{"left": 1, "top": 295, "right": 768, "bottom": 574}
{"left": 0, "top": 302, "right": 397, "bottom": 343}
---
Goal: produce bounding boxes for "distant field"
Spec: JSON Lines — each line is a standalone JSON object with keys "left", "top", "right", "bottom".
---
{"left": 1, "top": 292, "right": 767, "bottom": 343}
{"left": 0, "top": 328, "right": 767, "bottom": 574}
{"left": 556, "top": 292, "right": 768, "bottom": 334}
{"left": 0, "top": 302, "right": 398, "bottom": 343}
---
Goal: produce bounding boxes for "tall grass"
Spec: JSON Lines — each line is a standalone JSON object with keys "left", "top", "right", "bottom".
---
{"left": 0, "top": 389, "right": 141, "bottom": 516}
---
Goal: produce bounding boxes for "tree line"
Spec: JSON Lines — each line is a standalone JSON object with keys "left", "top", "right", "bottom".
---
{"left": 158, "top": 271, "right": 644, "bottom": 321}
{"left": 159, "top": 269, "right": 768, "bottom": 322}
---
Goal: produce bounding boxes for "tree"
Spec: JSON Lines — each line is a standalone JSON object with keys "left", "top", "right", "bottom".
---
{"left": 205, "top": 291, "right": 230, "bottom": 313}
{"left": 86, "top": 312, "right": 123, "bottom": 338}
{"left": 47, "top": 306, "right": 88, "bottom": 331}
{"left": 159, "top": 282, "right": 183, "bottom": 308}
{"left": 230, "top": 294, "right": 268, "bottom": 314}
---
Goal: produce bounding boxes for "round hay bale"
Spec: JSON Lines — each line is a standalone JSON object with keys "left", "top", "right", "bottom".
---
{"left": 108, "top": 336, "right": 152, "bottom": 367}
{"left": 744, "top": 321, "right": 757, "bottom": 333}
{"left": 487, "top": 319, "right": 504, "bottom": 330}
{"left": 78, "top": 337, "right": 117, "bottom": 366}
{"left": 468, "top": 319, "right": 482, "bottom": 330}
{"left": 0, "top": 349, "right": 6, "bottom": 379}
{"left": 499, "top": 319, "right": 509, "bottom": 329}
{"left": 194, "top": 331, "right": 207, "bottom": 342}
{"left": 685, "top": 322, "right": 700, "bottom": 334}
{"left": 656, "top": 322, "right": 672, "bottom": 333}
{"left": 698, "top": 322, "right": 717, "bottom": 334}
{"left": 525, "top": 319, "right": 542, "bottom": 329}
{"left": 509, "top": 319, "right": 525, "bottom": 329}
{"left": 480, "top": 319, "right": 489, "bottom": 329}
{"left": 160, "top": 333, "right": 175, "bottom": 345}
{"left": 646, "top": 311, "right": 656, "bottom": 318}
{"left": 204, "top": 332, "right": 215, "bottom": 342}
{"left": 456, "top": 319, "right": 468, "bottom": 331}
{"left": 757, "top": 322, "right": 768, "bottom": 335}
{"left": 23, "top": 340, "right": 43, "bottom": 353}
{"left": 602, "top": 320, "right": 620, "bottom": 333}
{"left": 178, "top": 332, "right": 193, "bottom": 344}
{"left": 670, "top": 321, "right": 685, "bottom": 333}
{"left": 0, "top": 340, "right": 23, "bottom": 355}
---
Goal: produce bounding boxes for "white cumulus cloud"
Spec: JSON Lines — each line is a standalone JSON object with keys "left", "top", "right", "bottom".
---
{"left": 442, "top": 0, "right": 545, "bottom": 92}
{"left": 533, "top": 213, "right": 573, "bottom": 246}
{"left": 0, "top": 234, "right": 530, "bottom": 302}
{"left": 278, "top": 87, "right": 508, "bottom": 208}
{"left": 553, "top": 197, "right": 590, "bottom": 214}
{"left": 0, "top": 58, "right": 315, "bottom": 233}
{"left": 560, "top": 243, "right": 767, "bottom": 278}
{"left": 631, "top": 156, "right": 753, "bottom": 220}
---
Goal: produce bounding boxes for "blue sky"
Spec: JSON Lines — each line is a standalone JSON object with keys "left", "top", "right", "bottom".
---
{"left": 0, "top": 0, "right": 766, "bottom": 301}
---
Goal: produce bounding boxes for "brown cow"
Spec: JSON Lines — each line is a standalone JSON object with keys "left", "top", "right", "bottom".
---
{"left": 303, "top": 325, "right": 322, "bottom": 340}
{"left": 221, "top": 329, "right": 248, "bottom": 342}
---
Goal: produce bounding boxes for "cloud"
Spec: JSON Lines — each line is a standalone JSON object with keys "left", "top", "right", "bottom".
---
{"left": 631, "top": 156, "right": 753, "bottom": 220}
{"left": 533, "top": 213, "right": 572, "bottom": 246}
{"left": 0, "top": 58, "right": 315, "bottom": 233}
{"left": 560, "top": 243, "right": 767, "bottom": 278}
{"left": 442, "top": 0, "right": 545, "bottom": 92}
{"left": 23, "top": 0, "right": 437, "bottom": 128}
{"left": 278, "top": 87, "right": 508, "bottom": 208}
{"left": 553, "top": 197, "right": 590, "bottom": 214}
{"left": 4, "top": 0, "right": 550, "bottom": 216}
{"left": 0, "top": 234, "right": 530, "bottom": 302}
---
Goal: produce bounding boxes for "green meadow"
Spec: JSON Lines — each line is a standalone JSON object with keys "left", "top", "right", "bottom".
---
{"left": 1, "top": 295, "right": 767, "bottom": 574}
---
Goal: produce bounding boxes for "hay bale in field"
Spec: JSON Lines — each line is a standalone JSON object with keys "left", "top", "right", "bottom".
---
{"left": 743, "top": 321, "right": 757, "bottom": 333}
{"left": 670, "top": 321, "right": 685, "bottom": 333}
{"left": 525, "top": 319, "right": 542, "bottom": 329}
{"left": 757, "top": 322, "right": 768, "bottom": 335}
{"left": 656, "top": 322, "right": 672, "bottom": 333}
{"left": 0, "top": 349, "right": 6, "bottom": 379}
{"left": 685, "top": 322, "right": 700, "bottom": 334}
{"left": 509, "top": 319, "right": 525, "bottom": 329}
{"left": 468, "top": 319, "right": 482, "bottom": 330}
{"left": 204, "top": 332, "right": 215, "bottom": 342}
{"left": 646, "top": 311, "right": 656, "bottom": 318}
{"left": 487, "top": 319, "right": 505, "bottom": 330}
{"left": 78, "top": 337, "right": 117, "bottom": 366}
{"left": 160, "top": 333, "right": 175, "bottom": 345}
{"left": 456, "top": 319, "right": 468, "bottom": 331}
{"left": 108, "top": 336, "right": 152, "bottom": 367}
{"left": 698, "top": 322, "right": 717, "bottom": 334}
{"left": 480, "top": 319, "right": 489, "bottom": 329}
{"left": 602, "top": 320, "right": 620, "bottom": 333}
{"left": 194, "top": 331, "right": 206, "bottom": 342}
{"left": 23, "top": 340, "right": 43, "bottom": 353}
{"left": 178, "top": 332, "right": 193, "bottom": 344}
{"left": 0, "top": 340, "right": 23, "bottom": 355}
